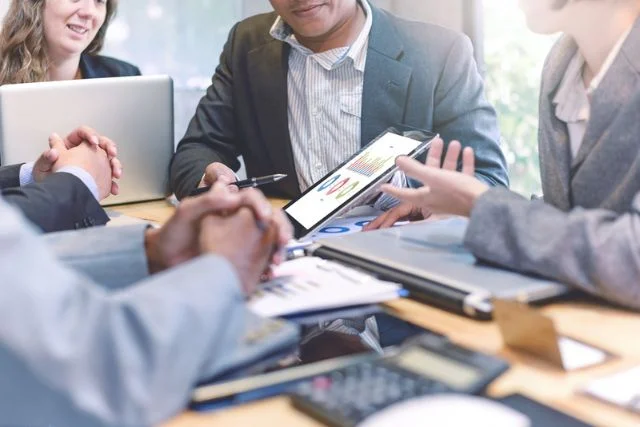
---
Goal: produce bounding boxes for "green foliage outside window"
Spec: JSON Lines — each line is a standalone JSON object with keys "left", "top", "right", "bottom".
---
{"left": 483, "top": 1, "right": 557, "bottom": 196}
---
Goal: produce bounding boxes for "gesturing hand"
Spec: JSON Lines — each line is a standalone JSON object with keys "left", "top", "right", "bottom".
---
{"left": 379, "top": 139, "right": 488, "bottom": 218}
{"left": 365, "top": 138, "right": 487, "bottom": 229}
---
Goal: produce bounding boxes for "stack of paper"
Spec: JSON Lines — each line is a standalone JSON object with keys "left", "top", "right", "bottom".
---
{"left": 249, "top": 257, "right": 405, "bottom": 317}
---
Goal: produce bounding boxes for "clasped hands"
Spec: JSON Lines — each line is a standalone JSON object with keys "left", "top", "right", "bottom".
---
{"left": 365, "top": 137, "right": 490, "bottom": 230}
{"left": 145, "top": 183, "right": 293, "bottom": 295}
{"left": 33, "top": 126, "right": 122, "bottom": 200}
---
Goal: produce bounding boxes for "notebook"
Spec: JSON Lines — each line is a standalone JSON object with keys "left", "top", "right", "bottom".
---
{"left": 249, "top": 257, "right": 406, "bottom": 317}
{"left": 0, "top": 75, "right": 174, "bottom": 205}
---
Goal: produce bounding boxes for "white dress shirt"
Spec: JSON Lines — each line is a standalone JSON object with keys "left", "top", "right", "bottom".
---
{"left": 19, "top": 162, "right": 99, "bottom": 200}
{"left": 553, "top": 26, "right": 633, "bottom": 158}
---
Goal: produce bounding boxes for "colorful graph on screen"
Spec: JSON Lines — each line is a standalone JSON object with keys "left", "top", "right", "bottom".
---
{"left": 347, "top": 152, "right": 393, "bottom": 177}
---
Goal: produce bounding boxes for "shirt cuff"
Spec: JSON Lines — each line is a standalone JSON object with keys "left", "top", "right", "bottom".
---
{"left": 56, "top": 166, "right": 100, "bottom": 200}
{"left": 19, "top": 162, "right": 36, "bottom": 186}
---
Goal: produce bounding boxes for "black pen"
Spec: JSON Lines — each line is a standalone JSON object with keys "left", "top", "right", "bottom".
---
{"left": 190, "top": 173, "right": 287, "bottom": 196}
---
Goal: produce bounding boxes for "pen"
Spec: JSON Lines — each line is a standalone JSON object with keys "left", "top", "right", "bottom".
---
{"left": 190, "top": 173, "right": 287, "bottom": 196}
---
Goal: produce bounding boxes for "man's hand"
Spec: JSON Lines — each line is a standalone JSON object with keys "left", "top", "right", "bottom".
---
{"left": 33, "top": 127, "right": 122, "bottom": 195}
{"left": 365, "top": 138, "right": 485, "bottom": 229}
{"left": 144, "top": 183, "right": 293, "bottom": 274}
{"left": 199, "top": 162, "right": 238, "bottom": 191}
{"left": 50, "top": 134, "right": 115, "bottom": 200}
{"left": 363, "top": 202, "right": 425, "bottom": 231}
{"left": 199, "top": 208, "right": 279, "bottom": 294}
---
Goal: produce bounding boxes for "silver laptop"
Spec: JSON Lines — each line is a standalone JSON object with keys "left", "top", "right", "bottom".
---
{"left": 309, "top": 217, "right": 570, "bottom": 319}
{"left": 0, "top": 75, "right": 174, "bottom": 205}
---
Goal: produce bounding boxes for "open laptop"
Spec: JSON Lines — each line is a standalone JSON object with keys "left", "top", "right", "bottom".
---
{"left": 0, "top": 75, "right": 174, "bottom": 205}
{"left": 308, "top": 217, "right": 570, "bottom": 320}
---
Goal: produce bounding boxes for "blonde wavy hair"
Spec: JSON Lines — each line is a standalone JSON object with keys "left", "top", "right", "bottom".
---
{"left": 0, "top": 0, "right": 118, "bottom": 85}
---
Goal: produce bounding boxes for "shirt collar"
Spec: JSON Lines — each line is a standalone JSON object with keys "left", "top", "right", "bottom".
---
{"left": 589, "top": 25, "right": 633, "bottom": 93}
{"left": 553, "top": 52, "right": 590, "bottom": 123}
{"left": 269, "top": 0, "right": 372, "bottom": 72}
{"left": 552, "top": 25, "right": 633, "bottom": 123}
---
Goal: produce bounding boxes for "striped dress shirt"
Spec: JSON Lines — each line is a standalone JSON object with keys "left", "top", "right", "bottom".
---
{"left": 270, "top": 1, "right": 373, "bottom": 192}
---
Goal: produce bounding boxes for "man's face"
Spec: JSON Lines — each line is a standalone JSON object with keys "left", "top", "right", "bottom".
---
{"left": 269, "top": 0, "right": 359, "bottom": 39}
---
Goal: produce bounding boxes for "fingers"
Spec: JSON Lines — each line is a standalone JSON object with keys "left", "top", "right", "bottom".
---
{"left": 196, "top": 185, "right": 274, "bottom": 222}
{"left": 363, "top": 203, "right": 413, "bottom": 230}
{"left": 236, "top": 188, "right": 273, "bottom": 221}
{"left": 110, "top": 157, "right": 123, "bottom": 179}
{"left": 381, "top": 182, "right": 429, "bottom": 202}
{"left": 98, "top": 136, "right": 118, "bottom": 159}
{"left": 270, "top": 209, "right": 293, "bottom": 264}
{"left": 425, "top": 137, "right": 444, "bottom": 168}
{"left": 65, "top": 126, "right": 100, "bottom": 147}
{"left": 442, "top": 140, "right": 462, "bottom": 171}
{"left": 178, "top": 183, "right": 243, "bottom": 223}
{"left": 203, "top": 162, "right": 236, "bottom": 186}
{"left": 111, "top": 180, "right": 120, "bottom": 196}
{"left": 462, "top": 146, "right": 475, "bottom": 176}
{"left": 48, "top": 133, "right": 67, "bottom": 152}
{"left": 394, "top": 155, "right": 435, "bottom": 184}
{"left": 43, "top": 148, "right": 59, "bottom": 164}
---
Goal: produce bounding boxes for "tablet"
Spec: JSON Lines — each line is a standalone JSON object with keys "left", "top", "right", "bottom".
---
{"left": 284, "top": 129, "right": 436, "bottom": 239}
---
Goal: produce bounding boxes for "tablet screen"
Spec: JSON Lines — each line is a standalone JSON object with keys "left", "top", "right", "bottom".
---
{"left": 285, "top": 132, "right": 425, "bottom": 233}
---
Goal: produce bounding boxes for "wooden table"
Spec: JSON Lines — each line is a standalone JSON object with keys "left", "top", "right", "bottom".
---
{"left": 112, "top": 200, "right": 640, "bottom": 427}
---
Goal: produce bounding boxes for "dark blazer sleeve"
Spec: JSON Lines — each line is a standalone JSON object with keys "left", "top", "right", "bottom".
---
{"left": 432, "top": 34, "right": 508, "bottom": 188}
{"left": 0, "top": 164, "right": 22, "bottom": 189}
{"left": 169, "top": 24, "right": 243, "bottom": 200}
{"left": 1, "top": 172, "right": 109, "bottom": 233}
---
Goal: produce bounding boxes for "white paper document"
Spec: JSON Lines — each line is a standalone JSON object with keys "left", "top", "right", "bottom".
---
{"left": 249, "top": 257, "right": 405, "bottom": 317}
{"left": 558, "top": 337, "right": 608, "bottom": 371}
{"left": 583, "top": 365, "right": 640, "bottom": 413}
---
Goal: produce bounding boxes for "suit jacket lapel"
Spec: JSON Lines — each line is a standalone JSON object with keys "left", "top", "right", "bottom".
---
{"left": 571, "top": 19, "right": 640, "bottom": 175}
{"left": 246, "top": 41, "right": 300, "bottom": 194}
{"left": 361, "top": 6, "right": 412, "bottom": 146}
{"left": 539, "top": 36, "right": 576, "bottom": 209}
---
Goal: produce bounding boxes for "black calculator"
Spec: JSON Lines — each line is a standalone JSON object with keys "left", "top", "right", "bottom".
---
{"left": 290, "top": 333, "right": 509, "bottom": 427}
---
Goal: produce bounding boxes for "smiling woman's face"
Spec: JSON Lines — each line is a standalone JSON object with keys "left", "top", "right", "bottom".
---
{"left": 43, "top": 0, "right": 107, "bottom": 59}
{"left": 269, "top": 0, "right": 358, "bottom": 39}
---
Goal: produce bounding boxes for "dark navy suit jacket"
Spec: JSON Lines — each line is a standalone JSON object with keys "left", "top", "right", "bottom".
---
{"left": 79, "top": 54, "right": 141, "bottom": 79}
{"left": 0, "top": 54, "right": 140, "bottom": 232}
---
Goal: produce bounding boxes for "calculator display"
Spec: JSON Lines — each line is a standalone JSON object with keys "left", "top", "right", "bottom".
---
{"left": 394, "top": 347, "right": 482, "bottom": 390}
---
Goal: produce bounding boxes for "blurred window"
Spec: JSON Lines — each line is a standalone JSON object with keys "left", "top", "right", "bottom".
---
{"left": 482, "top": 0, "right": 557, "bottom": 196}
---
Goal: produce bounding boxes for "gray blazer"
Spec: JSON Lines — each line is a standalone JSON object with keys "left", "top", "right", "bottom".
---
{"left": 464, "top": 18, "right": 640, "bottom": 310}
{"left": 169, "top": 2, "right": 508, "bottom": 200}
{"left": 0, "top": 199, "right": 289, "bottom": 426}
